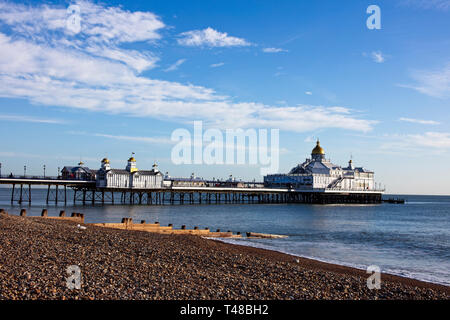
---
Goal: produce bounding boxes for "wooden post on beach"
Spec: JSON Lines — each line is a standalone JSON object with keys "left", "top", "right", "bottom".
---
{"left": 20, "top": 209, "right": 26, "bottom": 216}
{"left": 59, "top": 210, "right": 66, "bottom": 217}
{"left": 41, "top": 209, "right": 48, "bottom": 217}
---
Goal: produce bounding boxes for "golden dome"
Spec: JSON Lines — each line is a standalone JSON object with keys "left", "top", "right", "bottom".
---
{"left": 311, "top": 140, "right": 325, "bottom": 155}
{"left": 101, "top": 158, "right": 110, "bottom": 164}
{"left": 128, "top": 157, "right": 136, "bottom": 162}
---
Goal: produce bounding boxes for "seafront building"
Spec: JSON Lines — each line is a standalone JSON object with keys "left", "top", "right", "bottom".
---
{"left": 264, "top": 140, "right": 379, "bottom": 192}
{"left": 96, "top": 157, "right": 163, "bottom": 189}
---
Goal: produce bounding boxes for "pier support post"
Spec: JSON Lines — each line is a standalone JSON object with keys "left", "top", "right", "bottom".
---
{"left": 18, "top": 184, "right": 23, "bottom": 204}
{"left": 11, "top": 184, "right": 15, "bottom": 203}
{"left": 46, "top": 185, "right": 50, "bottom": 204}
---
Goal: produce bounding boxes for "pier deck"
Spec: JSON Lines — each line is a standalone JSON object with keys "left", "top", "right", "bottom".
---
{"left": 0, "top": 176, "right": 383, "bottom": 205}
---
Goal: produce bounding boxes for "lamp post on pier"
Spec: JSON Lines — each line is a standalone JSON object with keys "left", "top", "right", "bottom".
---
{"left": 24, "top": 165, "right": 27, "bottom": 177}
{"left": 58, "top": 167, "right": 60, "bottom": 179}
{"left": 43, "top": 164, "right": 46, "bottom": 178}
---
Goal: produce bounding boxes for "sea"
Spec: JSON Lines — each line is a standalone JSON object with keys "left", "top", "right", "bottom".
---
{"left": 0, "top": 187, "right": 449, "bottom": 286}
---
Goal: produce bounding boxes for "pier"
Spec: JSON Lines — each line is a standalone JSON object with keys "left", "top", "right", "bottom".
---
{"left": 0, "top": 175, "right": 383, "bottom": 205}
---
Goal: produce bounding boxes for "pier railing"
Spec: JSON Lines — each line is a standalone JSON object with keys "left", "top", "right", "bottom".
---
{"left": 0, "top": 174, "right": 60, "bottom": 180}
{"left": 0, "top": 175, "right": 95, "bottom": 181}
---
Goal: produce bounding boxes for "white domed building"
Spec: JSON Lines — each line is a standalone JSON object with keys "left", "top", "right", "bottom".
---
{"left": 96, "top": 156, "right": 163, "bottom": 189}
{"left": 264, "top": 140, "right": 382, "bottom": 192}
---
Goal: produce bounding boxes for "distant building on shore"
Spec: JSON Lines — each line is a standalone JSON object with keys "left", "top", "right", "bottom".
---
{"left": 264, "top": 140, "right": 380, "bottom": 191}
{"left": 96, "top": 157, "right": 163, "bottom": 189}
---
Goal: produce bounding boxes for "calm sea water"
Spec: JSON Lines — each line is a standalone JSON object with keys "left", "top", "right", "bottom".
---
{"left": 1, "top": 187, "right": 449, "bottom": 286}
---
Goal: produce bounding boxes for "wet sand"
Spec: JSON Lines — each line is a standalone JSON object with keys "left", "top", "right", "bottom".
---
{"left": 0, "top": 213, "right": 448, "bottom": 300}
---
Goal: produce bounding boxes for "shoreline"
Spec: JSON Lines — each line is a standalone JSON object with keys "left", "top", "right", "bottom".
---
{"left": 210, "top": 238, "right": 450, "bottom": 293}
{"left": 210, "top": 238, "right": 450, "bottom": 288}
{"left": 0, "top": 214, "right": 448, "bottom": 300}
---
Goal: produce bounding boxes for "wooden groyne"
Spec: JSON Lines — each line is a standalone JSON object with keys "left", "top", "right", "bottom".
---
{"left": 90, "top": 218, "right": 243, "bottom": 238}
{"left": 0, "top": 209, "right": 288, "bottom": 240}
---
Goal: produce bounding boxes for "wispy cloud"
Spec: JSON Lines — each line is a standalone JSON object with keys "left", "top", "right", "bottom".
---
{"left": 262, "top": 47, "right": 288, "bottom": 53}
{"left": 371, "top": 51, "right": 385, "bottom": 63}
{"left": 177, "top": 27, "right": 250, "bottom": 47}
{"left": 0, "top": 114, "right": 66, "bottom": 124}
{"left": 0, "top": 0, "right": 164, "bottom": 73}
{"left": 399, "top": 0, "right": 450, "bottom": 11}
{"left": 0, "top": 1, "right": 376, "bottom": 133}
{"left": 210, "top": 62, "right": 225, "bottom": 68}
{"left": 399, "top": 117, "right": 440, "bottom": 125}
{"left": 68, "top": 131, "right": 173, "bottom": 144}
{"left": 305, "top": 91, "right": 312, "bottom": 96}
{"left": 381, "top": 132, "right": 450, "bottom": 153}
{"left": 0, "top": 151, "right": 98, "bottom": 162}
{"left": 399, "top": 63, "right": 450, "bottom": 99}
{"left": 164, "top": 59, "right": 186, "bottom": 72}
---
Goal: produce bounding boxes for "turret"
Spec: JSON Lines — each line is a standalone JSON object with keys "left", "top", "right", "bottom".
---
{"left": 126, "top": 156, "right": 138, "bottom": 172}
{"left": 348, "top": 159, "right": 354, "bottom": 170}
{"left": 101, "top": 158, "right": 110, "bottom": 171}
{"left": 311, "top": 140, "right": 325, "bottom": 161}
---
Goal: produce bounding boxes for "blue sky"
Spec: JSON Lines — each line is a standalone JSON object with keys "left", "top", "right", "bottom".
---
{"left": 0, "top": 0, "right": 449, "bottom": 194}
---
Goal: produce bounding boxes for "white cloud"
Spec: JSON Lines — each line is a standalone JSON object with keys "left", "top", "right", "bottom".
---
{"left": 68, "top": 131, "right": 173, "bottom": 144}
{"left": 327, "top": 107, "right": 351, "bottom": 114}
{"left": 0, "top": 1, "right": 376, "bottom": 134}
{"left": 210, "top": 62, "right": 225, "bottom": 68}
{"left": 177, "top": 27, "right": 250, "bottom": 47}
{"left": 400, "top": 0, "right": 450, "bottom": 10}
{"left": 371, "top": 51, "right": 385, "bottom": 63}
{"left": 262, "top": 47, "right": 288, "bottom": 53}
{"left": 382, "top": 132, "right": 450, "bottom": 152}
{"left": 0, "top": 114, "right": 66, "bottom": 124}
{"left": 164, "top": 59, "right": 187, "bottom": 72}
{"left": 399, "top": 117, "right": 440, "bottom": 125}
{"left": 305, "top": 91, "right": 312, "bottom": 95}
{"left": 399, "top": 63, "right": 450, "bottom": 99}
{"left": 410, "top": 132, "right": 450, "bottom": 148}
{"left": 0, "top": 1, "right": 163, "bottom": 73}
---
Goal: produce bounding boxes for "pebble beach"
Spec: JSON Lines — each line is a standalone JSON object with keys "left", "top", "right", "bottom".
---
{"left": 0, "top": 213, "right": 448, "bottom": 300}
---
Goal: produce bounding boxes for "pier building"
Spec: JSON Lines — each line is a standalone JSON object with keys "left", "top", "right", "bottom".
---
{"left": 264, "top": 140, "right": 378, "bottom": 191}
{"left": 96, "top": 157, "right": 163, "bottom": 189}
{"left": 61, "top": 162, "right": 96, "bottom": 181}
